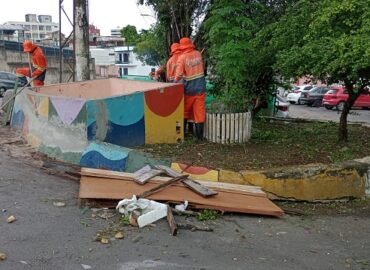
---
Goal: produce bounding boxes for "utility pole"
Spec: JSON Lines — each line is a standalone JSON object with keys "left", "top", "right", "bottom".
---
{"left": 75, "top": 0, "right": 90, "bottom": 81}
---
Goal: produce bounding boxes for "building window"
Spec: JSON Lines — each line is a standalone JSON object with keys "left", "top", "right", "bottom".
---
{"left": 118, "top": 52, "right": 129, "bottom": 63}
{"left": 46, "top": 26, "right": 51, "bottom": 31}
{"left": 25, "top": 34, "right": 31, "bottom": 39}
{"left": 24, "top": 25, "right": 30, "bottom": 30}
{"left": 39, "top": 25, "right": 44, "bottom": 31}
{"left": 119, "top": 68, "right": 128, "bottom": 76}
{"left": 32, "top": 25, "right": 37, "bottom": 30}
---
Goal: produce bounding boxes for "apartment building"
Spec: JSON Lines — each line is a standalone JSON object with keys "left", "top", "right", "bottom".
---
{"left": 5, "top": 14, "right": 59, "bottom": 43}
{"left": 115, "top": 46, "right": 155, "bottom": 77}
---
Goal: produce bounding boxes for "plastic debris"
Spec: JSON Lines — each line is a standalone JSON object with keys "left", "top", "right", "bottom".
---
{"left": 116, "top": 195, "right": 168, "bottom": 228}
{"left": 175, "top": 201, "right": 188, "bottom": 212}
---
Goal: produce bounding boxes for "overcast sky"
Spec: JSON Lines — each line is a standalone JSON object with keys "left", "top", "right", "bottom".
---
{"left": 0, "top": 0, "right": 156, "bottom": 36}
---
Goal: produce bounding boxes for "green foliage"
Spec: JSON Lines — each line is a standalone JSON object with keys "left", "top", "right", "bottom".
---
{"left": 134, "top": 27, "right": 166, "bottom": 66}
{"left": 197, "top": 209, "right": 221, "bottom": 221}
{"left": 205, "top": 0, "right": 297, "bottom": 113}
{"left": 120, "top": 216, "right": 130, "bottom": 226}
{"left": 273, "top": 0, "right": 370, "bottom": 141}
{"left": 121, "top": 25, "right": 140, "bottom": 46}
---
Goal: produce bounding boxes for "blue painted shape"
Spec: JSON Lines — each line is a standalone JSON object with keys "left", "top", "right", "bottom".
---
{"left": 11, "top": 109, "right": 25, "bottom": 129}
{"left": 86, "top": 93, "right": 144, "bottom": 128}
{"left": 87, "top": 117, "right": 145, "bottom": 147}
{"left": 105, "top": 93, "right": 144, "bottom": 126}
{"left": 80, "top": 142, "right": 131, "bottom": 171}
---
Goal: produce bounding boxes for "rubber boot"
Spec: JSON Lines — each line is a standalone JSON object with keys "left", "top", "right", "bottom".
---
{"left": 184, "top": 119, "right": 188, "bottom": 136}
{"left": 188, "top": 121, "right": 194, "bottom": 135}
{"left": 195, "top": 123, "right": 204, "bottom": 141}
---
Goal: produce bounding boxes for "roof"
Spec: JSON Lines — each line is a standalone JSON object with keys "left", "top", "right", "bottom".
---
{"left": 0, "top": 24, "right": 25, "bottom": 31}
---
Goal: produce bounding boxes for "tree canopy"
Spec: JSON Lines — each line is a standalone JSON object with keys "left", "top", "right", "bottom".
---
{"left": 120, "top": 25, "right": 140, "bottom": 46}
{"left": 274, "top": 0, "right": 370, "bottom": 141}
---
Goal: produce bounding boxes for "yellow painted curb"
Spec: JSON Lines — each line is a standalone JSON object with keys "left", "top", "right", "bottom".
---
{"left": 239, "top": 164, "right": 365, "bottom": 201}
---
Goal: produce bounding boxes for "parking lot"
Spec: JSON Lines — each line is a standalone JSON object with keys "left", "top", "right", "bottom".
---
{"left": 288, "top": 104, "right": 370, "bottom": 125}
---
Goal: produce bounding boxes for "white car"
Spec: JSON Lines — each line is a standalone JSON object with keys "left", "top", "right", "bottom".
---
{"left": 286, "top": 85, "right": 315, "bottom": 104}
{"left": 274, "top": 95, "right": 290, "bottom": 118}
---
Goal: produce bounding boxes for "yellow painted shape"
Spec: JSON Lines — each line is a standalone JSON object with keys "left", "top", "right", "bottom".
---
{"left": 37, "top": 96, "right": 49, "bottom": 118}
{"left": 171, "top": 163, "right": 218, "bottom": 182}
{"left": 26, "top": 133, "right": 42, "bottom": 148}
{"left": 218, "top": 169, "right": 245, "bottom": 184}
{"left": 144, "top": 98, "right": 184, "bottom": 144}
{"left": 240, "top": 167, "right": 365, "bottom": 201}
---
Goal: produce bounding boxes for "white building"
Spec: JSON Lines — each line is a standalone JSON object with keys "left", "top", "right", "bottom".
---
{"left": 5, "top": 14, "right": 59, "bottom": 43}
{"left": 110, "top": 27, "right": 121, "bottom": 37}
{"left": 114, "top": 46, "right": 155, "bottom": 77}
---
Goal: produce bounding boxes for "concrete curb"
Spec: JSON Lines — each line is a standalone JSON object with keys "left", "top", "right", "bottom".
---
{"left": 216, "top": 161, "right": 370, "bottom": 201}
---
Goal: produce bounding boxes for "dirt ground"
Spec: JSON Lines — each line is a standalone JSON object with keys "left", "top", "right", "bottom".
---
{"left": 135, "top": 120, "right": 370, "bottom": 171}
{"left": 0, "top": 122, "right": 370, "bottom": 269}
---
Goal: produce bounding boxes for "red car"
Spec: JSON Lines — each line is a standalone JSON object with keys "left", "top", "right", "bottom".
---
{"left": 322, "top": 86, "right": 370, "bottom": 110}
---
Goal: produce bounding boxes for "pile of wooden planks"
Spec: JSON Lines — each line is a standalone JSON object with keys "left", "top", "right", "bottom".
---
{"left": 79, "top": 166, "right": 284, "bottom": 217}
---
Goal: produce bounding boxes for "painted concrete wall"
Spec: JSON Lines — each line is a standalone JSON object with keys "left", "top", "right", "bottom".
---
{"left": 11, "top": 78, "right": 184, "bottom": 169}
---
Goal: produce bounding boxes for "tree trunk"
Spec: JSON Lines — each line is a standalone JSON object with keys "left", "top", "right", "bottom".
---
{"left": 338, "top": 83, "right": 360, "bottom": 142}
{"left": 75, "top": 0, "right": 90, "bottom": 81}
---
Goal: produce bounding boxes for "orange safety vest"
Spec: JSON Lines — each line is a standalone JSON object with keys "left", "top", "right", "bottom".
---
{"left": 175, "top": 49, "right": 206, "bottom": 95}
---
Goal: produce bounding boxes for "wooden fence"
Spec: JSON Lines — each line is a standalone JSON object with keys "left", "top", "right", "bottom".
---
{"left": 204, "top": 112, "right": 252, "bottom": 143}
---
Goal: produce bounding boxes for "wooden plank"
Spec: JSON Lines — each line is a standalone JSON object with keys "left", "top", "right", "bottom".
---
{"left": 216, "top": 113, "right": 221, "bottom": 143}
{"left": 221, "top": 114, "right": 226, "bottom": 144}
{"left": 137, "top": 175, "right": 189, "bottom": 198}
{"left": 182, "top": 178, "right": 218, "bottom": 197}
{"left": 133, "top": 169, "right": 163, "bottom": 185}
{"left": 225, "top": 113, "right": 230, "bottom": 144}
{"left": 242, "top": 113, "right": 247, "bottom": 142}
{"left": 155, "top": 165, "right": 218, "bottom": 197}
{"left": 234, "top": 113, "right": 239, "bottom": 143}
{"left": 81, "top": 167, "right": 265, "bottom": 196}
{"left": 247, "top": 112, "right": 252, "bottom": 140}
{"left": 133, "top": 165, "right": 152, "bottom": 177}
{"left": 167, "top": 205, "right": 178, "bottom": 236}
{"left": 238, "top": 113, "right": 243, "bottom": 143}
{"left": 212, "top": 113, "right": 216, "bottom": 143}
{"left": 79, "top": 176, "right": 284, "bottom": 217}
{"left": 230, "top": 113, "right": 235, "bottom": 143}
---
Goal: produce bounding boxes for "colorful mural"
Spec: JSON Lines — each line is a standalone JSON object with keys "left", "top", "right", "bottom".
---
{"left": 87, "top": 93, "right": 145, "bottom": 147}
{"left": 144, "top": 85, "right": 184, "bottom": 144}
{"left": 80, "top": 142, "right": 131, "bottom": 171}
{"left": 171, "top": 162, "right": 219, "bottom": 182}
{"left": 10, "top": 79, "right": 184, "bottom": 171}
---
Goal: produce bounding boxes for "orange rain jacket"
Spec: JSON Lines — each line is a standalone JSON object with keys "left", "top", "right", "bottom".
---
{"left": 166, "top": 43, "right": 181, "bottom": 82}
{"left": 30, "top": 44, "right": 47, "bottom": 79}
{"left": 16, "top": 43, "right": 47, "bottom": 85}
{"left": 175, "top": 46, "right": 206, "bottom": 96}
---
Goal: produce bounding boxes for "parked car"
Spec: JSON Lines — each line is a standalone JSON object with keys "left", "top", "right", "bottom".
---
{"left": 275, "top": 94, "right": 290, "bottom": 118}
{"left": 322, "top": 86, "right": 370, "bottom": 110}
{"left": 0, "top": 71, "right": 26, "bottom": 97}
{"left": 286, "top": 85, "right": 316, "bottom": 104}
{"left": 300, "top": 86, "right": 330, "bottom": 107}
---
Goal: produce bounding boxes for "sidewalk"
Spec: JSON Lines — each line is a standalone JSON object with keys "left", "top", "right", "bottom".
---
{"left": 1, "top": 125, "right": 369, "bottom": 269}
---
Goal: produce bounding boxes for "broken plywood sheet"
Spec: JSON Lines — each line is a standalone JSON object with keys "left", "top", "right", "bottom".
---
{"left": 79, "top": 169, "right": 283, "bottom": 217}
{"left": 81, "top": 168, "right": 265, "bottom": 197}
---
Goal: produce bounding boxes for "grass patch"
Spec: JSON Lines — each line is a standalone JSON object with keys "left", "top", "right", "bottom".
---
{"left": 135, "top": 120, "right": 370, "bottom": 171}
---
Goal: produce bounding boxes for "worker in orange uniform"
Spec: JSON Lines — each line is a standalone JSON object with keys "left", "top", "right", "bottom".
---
{"left": 166, "top": 43, "right": 180, "bottom": 82}
{"left": 175, "top": 37, "right": 206, "bottom": 140}
{"left": 16, "top": 40, "right": 47, "bottom": 87}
